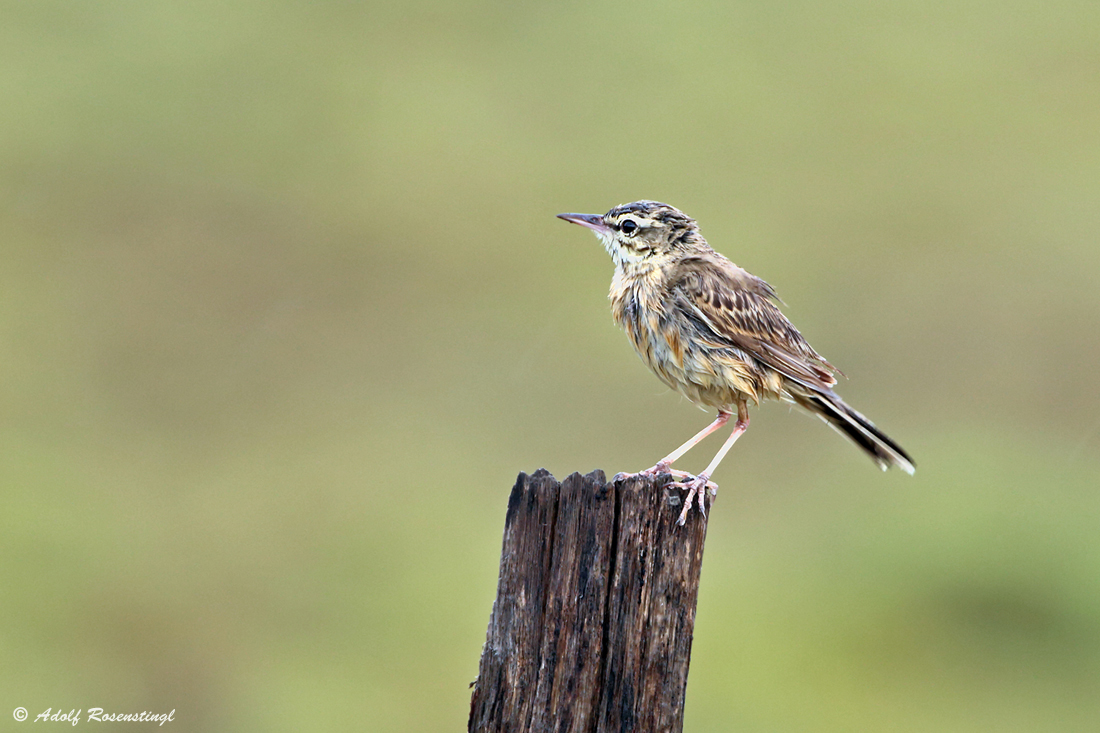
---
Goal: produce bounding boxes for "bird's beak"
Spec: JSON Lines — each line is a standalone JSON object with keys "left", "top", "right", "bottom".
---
{"left": 557, "top": 212, "right": 611, "bottom": 235}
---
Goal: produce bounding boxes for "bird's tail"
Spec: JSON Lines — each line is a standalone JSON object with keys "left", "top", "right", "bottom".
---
{"left": 792, "top": 389, "right": 915, "bottom": 474}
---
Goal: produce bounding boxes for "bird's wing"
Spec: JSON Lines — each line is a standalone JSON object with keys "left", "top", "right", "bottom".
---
{"left": 669, "top": 256, "right": 838, "bottom": 391}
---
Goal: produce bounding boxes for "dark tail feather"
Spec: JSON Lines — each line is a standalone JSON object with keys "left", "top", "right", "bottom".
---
{"left": 794, "top": 390, "right": 915, "bottom": 475}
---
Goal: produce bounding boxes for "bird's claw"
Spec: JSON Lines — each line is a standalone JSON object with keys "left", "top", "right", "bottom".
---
{"left": 614, "top": 465, "right": 717, "bottom": 525}
{"left": 668, "top": 474, "right": 718, "bottom": 525}
{"left": 639, "top": 460, "right": 672, "bottom": 477}
{"left": 614, "top": 461, "right": 674, "bottom": 484}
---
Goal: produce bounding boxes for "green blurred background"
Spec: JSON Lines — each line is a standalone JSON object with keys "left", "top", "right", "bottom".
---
{"left": 3, "top": 1, "right": 1099, "bottom": 731}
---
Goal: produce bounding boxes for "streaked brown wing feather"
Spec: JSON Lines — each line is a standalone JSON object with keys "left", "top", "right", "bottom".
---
{"left": 670, "top": 256, "right": 838, "bottom": 391}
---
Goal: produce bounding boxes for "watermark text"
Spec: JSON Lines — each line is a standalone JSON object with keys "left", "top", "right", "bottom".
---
{"left": 13, "top": 707, "right": 176, "bottom": 726}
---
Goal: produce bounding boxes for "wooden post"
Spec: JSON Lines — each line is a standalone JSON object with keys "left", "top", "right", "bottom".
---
{"left": 469, "top": 469, "right": 710, "bottom": 733}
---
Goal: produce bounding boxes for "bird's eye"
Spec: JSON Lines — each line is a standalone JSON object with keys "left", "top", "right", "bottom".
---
{"left": 620, "top": 219, "right": 638, "bottom": 235}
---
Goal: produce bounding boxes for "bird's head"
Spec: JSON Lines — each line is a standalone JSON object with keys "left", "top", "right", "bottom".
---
{"left": 557, "top": 201, "right": 703, "bottom": 269}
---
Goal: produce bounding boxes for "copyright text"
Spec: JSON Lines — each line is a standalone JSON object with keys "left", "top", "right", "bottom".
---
{"left": 15, "top": 708, "right": 176, "bottom": 726}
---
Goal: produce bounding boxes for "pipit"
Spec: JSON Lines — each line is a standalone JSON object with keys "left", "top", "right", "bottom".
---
{"left": 558, "top": 201, "right": 914, "bottom": 525}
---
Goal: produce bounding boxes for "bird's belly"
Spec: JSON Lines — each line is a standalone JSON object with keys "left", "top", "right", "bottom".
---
{"left": 628, "top": 318, "right": 768, "bottom": 409}
{"left": 611, "top": 278, "right": 784, "bottom": 409}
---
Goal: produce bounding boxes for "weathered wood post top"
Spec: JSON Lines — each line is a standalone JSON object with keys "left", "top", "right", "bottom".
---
{"left": 469, "top": 469, "right": 711, "bottom": 733}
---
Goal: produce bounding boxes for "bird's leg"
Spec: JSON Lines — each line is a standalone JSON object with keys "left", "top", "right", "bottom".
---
{"left": 640, "top": 411, "right": 731, "bottom": 476}
{"left": 672, "top": 401, "right": 750, "bottom": 525}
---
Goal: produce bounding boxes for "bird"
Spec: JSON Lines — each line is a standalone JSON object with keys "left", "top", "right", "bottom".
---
{"left": 558, "top": 201, "right": 914, "bottom": 525}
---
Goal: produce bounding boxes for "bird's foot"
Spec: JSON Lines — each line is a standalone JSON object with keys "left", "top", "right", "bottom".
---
{"left": 639, "top": 460, "right": 673, "bottom": 477}
{"left": 612, "top": 461, "right": 673, "bottom": 483}
{"left": 668, "top": 473, "right": 718, "bottom": 526}
{"left": 613, "top": 460, "right": 670, "bottom": 483}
